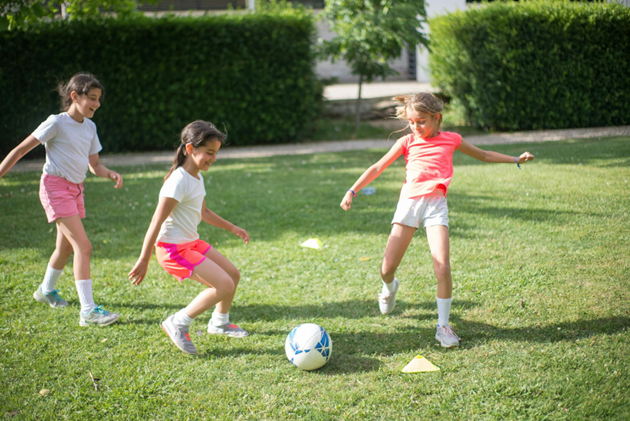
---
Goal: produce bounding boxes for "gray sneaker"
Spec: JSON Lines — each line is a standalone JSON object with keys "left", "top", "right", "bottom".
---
{"left": 436, "top": 324, "right": 460, "bottom": 348}
{"left": 208, "top": 323, "right": 249, "bottom": 338}
{"left": 79, "top": 306, "right": 120, "bottom": 327}
{"left": 161, "top": 315, "right": 197, "bottom": 355}
{"left": 378, "top": 278, "right": 399, "bottom": 315}
{"left": 33, "top": 287, "right": 68, "bottom": 308}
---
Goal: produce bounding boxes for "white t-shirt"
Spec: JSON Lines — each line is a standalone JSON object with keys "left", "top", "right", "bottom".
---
{"left": 157, "top": 166, "right": 206, "bottom": 244}
{"left": 32, "top": 113, "right": 103, "bottom": 184}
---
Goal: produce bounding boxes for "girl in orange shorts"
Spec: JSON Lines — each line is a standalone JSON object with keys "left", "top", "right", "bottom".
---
{"left": 129, "top": 121, "right": 249, "bottom": 355}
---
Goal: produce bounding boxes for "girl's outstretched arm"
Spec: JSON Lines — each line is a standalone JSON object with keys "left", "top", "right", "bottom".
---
{"left": 201, "top": 201, "right": 249, "bottom": 244}
{"left": 458, "top": 139, "right": 535, "bottom": 164}
{"left": 128, "top": 197, "right": 179, "bottom": 285}
{"left": 0, "top": 135, "right": 40, "bottom": 179}
{"left": 340, "top": 141, "right": 404, "bottom": 211}
{"left": 89, "top": 153, "right": 123, "bottom": 188}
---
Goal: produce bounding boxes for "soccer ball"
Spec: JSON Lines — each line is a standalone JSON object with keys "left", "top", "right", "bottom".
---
{"left": 285, "top": 323, "right": 332, "bottom": 371}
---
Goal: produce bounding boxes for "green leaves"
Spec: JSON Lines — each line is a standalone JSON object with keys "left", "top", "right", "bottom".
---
{"left": 319, "top": 0, "right": 429, "bottom": 82}
{"left": 0, "top": 12, "right": 322, "bottom": 153}
{"left": 429, "top": 1, "right": 630, "bottom": 131}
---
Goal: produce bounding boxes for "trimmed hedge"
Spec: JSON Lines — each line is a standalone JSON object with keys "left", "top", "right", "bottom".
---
{"left": 0, "top": 11, "right": 322, "bottom": 155}
{"left": 429, "top": 1, "right": 630, "bottom": 131}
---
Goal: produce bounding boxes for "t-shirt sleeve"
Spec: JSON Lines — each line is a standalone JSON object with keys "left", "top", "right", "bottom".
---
{"left": 397, "top": 134, "right": 411, "bottom": 153}
{"left": 32, "top": 115, "right": 58, "bottom": 144}
{"left": 159, "top": 172, "right": 185, "bottom": 203}
{"left": 454, "top": 133, "right": 462, "bottom": 149}
{"left": 89, "top": 122, "right": 103, "bottom": 155}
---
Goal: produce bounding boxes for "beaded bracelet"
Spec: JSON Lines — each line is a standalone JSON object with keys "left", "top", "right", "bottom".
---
{"left": 349, "top": 189, "right": 357, "bottom": 197}
{"left": 514, "top": 156, "right": 521, "bottom": 169}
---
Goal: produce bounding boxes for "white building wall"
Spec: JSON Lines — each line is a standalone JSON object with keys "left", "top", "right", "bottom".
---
{"left": 315, "top": 17, "right": 410, "bottom": 83}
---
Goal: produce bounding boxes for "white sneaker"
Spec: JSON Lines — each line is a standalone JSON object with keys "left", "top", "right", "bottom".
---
{"left": 435, "top": 324, "right": 460, "bottom": 348}
{"left": 378, "top": 279, "right": 399, "bottom": 315}
{"left": 79, "top": 306, "right": 120, "bottom": 327}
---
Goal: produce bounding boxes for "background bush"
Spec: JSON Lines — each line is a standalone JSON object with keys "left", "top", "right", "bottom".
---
{"left": 429, "top": 1, "right": 630, "bottom": 131}
{"left": 0, "top": 10, "right": 322, "bottom": 156}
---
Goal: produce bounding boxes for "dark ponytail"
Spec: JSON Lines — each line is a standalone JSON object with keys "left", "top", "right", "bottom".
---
{"left": 164, "top": 120, "right": 227, "bottom": 181}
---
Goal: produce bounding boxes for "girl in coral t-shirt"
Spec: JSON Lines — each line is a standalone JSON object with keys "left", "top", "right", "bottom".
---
{"left": 340, "top": 93, "right": 534, "bottom": 348}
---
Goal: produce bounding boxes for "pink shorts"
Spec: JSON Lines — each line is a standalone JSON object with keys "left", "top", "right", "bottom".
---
{"left": 39, "top": 174, "right": 86, "bottom": 223}
{"left": 155, "top": 239, "right": 212, "bottom": 281}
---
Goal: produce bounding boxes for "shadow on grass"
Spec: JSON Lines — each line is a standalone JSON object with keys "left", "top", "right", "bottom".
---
{"left": 232, "top": 299, "right": 480, "bottom": 322}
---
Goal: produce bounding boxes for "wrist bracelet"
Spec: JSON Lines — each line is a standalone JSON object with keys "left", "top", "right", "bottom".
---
{"left": 349, "top": 189, "right": 357, "bottom": 197}
{"left": 514, "top": 156, "right": 521, "bottom": 169}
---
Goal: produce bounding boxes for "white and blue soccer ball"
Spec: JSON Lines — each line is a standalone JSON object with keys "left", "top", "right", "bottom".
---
{"left": 285, "top": 323, "right": 332, "bottom": 371}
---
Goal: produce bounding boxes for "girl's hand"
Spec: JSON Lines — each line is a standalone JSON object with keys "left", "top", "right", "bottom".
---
{"left": 128, "top": 259, "right": 149, "bottom": 286}
{"left": 517, "top": 152, "right": 535, "bottom": 164}
{"left": 340, "top": 191, "right": 354, "bottom": 211}
{"left": 109, "top": 171, "right": 123, "bottom": 189}
{"left": 231, "top": 226, "right": 250, "bottom": 244}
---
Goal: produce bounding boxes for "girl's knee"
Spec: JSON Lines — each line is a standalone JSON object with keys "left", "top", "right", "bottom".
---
{"left": 433, "top": 259, "right": 451, "bottom": 275}
{"left": 231, "top": 268, "right": 241, "bottom": 286}
{"left": 58, "top": 242, "right": 74, "bottom": 256}
{"left": 74, "top": 240, "right": 92, "bottom": 256}
{"left": 216, "top": 276, "right": 236, "bottom": 297}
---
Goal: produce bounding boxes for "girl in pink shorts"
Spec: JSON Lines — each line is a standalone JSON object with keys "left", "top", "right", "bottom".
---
{"left": 0, "top": 73, "right": 122, "bottom": 327}
{"left": 340, "top": 93, "right": 535, "bottom": 348}
{"left": 129, "top": 121, "right": 250, "bottom": 355}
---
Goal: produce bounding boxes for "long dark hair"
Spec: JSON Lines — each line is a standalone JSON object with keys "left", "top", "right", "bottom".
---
{"left": 164, "top": 120, "right": 227, "bottom": 181}
{"left": 57, "top": 73, "right": 105, "bottom": 111}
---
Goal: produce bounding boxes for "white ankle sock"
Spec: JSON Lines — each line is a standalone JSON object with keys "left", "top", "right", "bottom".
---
{"left": 382, "top": 278, "right": 398, "bottom": 294}
{"left": 210, "top": 311, "right": 229, "bottom": 327}
{"left": 172, "top": 309, "right": 194, "bottom": 326}
{"left": 75, "top": 279, "right": 96, "bottom": 314}
{"left": 437, "top": 297, "right": 452, "bottom": 327}
{"left": 41, "top": 266, "right": 63, "bottom": 293}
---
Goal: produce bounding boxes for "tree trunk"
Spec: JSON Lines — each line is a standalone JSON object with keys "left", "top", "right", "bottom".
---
{"left": 354, "top": 74, "right": 363, "bottom": 134}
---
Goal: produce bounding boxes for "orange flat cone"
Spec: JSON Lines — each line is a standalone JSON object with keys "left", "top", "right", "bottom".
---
{"left": 402, "top": 355, "right": 440, "bottom": 373}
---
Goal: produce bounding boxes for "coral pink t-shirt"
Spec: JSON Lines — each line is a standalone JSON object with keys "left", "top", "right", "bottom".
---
{"left": 398, "top": 131, "right": 462, "bottom": 199}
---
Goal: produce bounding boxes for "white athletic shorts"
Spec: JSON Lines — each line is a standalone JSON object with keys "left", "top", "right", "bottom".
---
{"left": 391, "top": 190, "right": 449, "bottom": 229}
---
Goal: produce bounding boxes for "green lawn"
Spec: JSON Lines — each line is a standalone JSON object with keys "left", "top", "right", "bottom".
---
{"left": 1, "top": 137, "right": 629, "bottom": 420}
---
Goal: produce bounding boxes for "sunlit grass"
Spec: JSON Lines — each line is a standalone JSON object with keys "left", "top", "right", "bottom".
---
{"left": 0, "top": 137, "right": 628, "bottom": 419}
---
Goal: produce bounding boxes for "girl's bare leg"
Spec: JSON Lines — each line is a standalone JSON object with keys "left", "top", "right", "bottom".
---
{"left": 55, "top": 215, "right": 92, "bottom": 280}
{"left": 185, "top": 258, "right": 235, "bottom": 318}
{"left": 425, "top": 225, "right": 452, "bottom": 299}
{"left": 381, "top": 223, "right": 416, "bottom": 284}
{"left": 48, "top": 227, "right": 74, "bottom": 271}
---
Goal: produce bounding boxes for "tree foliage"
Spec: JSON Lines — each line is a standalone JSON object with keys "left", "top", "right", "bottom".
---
{"left": 0, "top": 0, "right": 157, "bottom": 30}
{"left": 319, "top": 0, "right": 429, "bottom": 127}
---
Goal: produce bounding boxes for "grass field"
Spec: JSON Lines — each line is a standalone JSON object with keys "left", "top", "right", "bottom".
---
{"left": 1, "top": 136, "right": 629, "bottom": 420}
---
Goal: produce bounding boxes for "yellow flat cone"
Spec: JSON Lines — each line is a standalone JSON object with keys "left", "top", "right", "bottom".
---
{"left": 358, "top": 256, "right": 371, "bottom": 262}
{"left": 402, "top": 355, "right": 440, "bottom": 373}
{"left": 300, "top": 238, "right": 322, "bottom": 249}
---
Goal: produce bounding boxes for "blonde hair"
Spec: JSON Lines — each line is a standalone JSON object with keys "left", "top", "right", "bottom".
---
{"left": 394, "top": 92, "right": 444, "bottom": 131}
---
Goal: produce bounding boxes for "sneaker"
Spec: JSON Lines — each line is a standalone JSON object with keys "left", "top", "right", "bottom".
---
{"left": 33, "top": 287, "right": 68, "bottom": 308}
{"left": 161, "top": 315, "right": 197, "bottom": 355}
{"left": 79, "top": 305, "right": 120, "bottom": 327}
{"left": 435, "top": 324, "right": 460, "bottom": 348}
{"left": 378, "top": 278, "right": 399, "bottom": 315}
{"left": 208, "top": 323, "right": 249, "bottom": 338}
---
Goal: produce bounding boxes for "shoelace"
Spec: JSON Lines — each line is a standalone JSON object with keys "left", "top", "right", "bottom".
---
{"left": 92, "top": 305, "right": 109, "bottom": 315}
{"left": 378, "top": 293, "right": 393, "bottom": 303}
{"left": 441, "top": 325, "right": 460, "bottom": 340}
{"left": 49, "top": 289, "right": 63, "bottom": 300}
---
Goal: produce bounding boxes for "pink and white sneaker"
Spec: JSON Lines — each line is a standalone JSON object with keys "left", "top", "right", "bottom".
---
{"left": 208, "top": 323, "right": 249, "bottom": 338}
{"left": 435, "top": 324, "right": 460, "bottom": 348}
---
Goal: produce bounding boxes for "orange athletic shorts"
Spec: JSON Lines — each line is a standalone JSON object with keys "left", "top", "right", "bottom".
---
{"left": 155, "top": 239, "right": 212, "bottom": 281}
